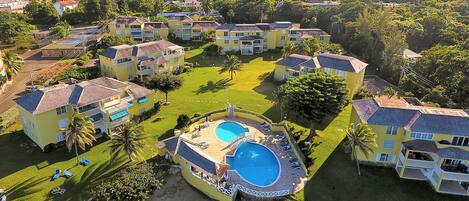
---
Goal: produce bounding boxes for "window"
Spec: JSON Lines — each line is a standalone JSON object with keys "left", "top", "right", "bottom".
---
{"left": 235, "top": 33, "right": 244, "bottom": 37}
{"left": 128, "top": 75, "right": 133, "bottom": 80}
{"left": 410, "top": 132, "right": 433, "bottom": 140}
{"left": 323, "top": 68, "right": 332, "bottom": 74}
{"left": 386, "top": 126, "right": 398, "bottom": 135}
{"left": 383, "top": 140, "right": 394, "bottom": 149}
{"left": 281, "top": 36, "right": 286, "bottom": 40}
{"left": 224, "top": 40, "right": 229, "bottom": 45}
{"left": 234, "top": 40, "right": 238, "bottom": 44}
{"left": 443, "top": 159, "right": 461, "bottom": 166}
{"left": 451, "top": 136, "right": 469, "bottom": 147}
{"left": 58, "top": 118, "right": 69, "bottom": 128}
{"left": 56, "top": 106, "right": 67, "bottom": 115}
{"left": 336, "top": 70, "right": 347, "bottom": 78}
{"left": 256, "top": 33, "right": 260, "bottom": 36}
{"left": 117, "top": 58, "right": 131, "bottom": 64}
{"left": 56, "top": 132, "right": 66, "bottom": 143}
{"left": 377, "top": 153, "right": 394, "bottom": 163}
{"left": 224, "top": 32, "right": 228, "bottom": 36}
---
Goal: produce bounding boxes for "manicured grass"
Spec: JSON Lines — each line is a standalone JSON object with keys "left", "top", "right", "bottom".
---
{"left": 0, "top": 45, "right": 463, "bottom": 201}
{"left": 0, "top": 48, "right": 282, "bottom": 200}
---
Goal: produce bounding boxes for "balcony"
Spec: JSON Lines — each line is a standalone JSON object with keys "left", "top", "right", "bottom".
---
{"left": 103, "top": 100, "right": 127, "bottom": 114}
{"left": 399, "top": 151, "right": 435, "bottom": 169}
{"left": 441, "top": 164, "right": 469, "bottom": 182}
{"left": 137, "top": 67, "right": 154, "bottom": 75}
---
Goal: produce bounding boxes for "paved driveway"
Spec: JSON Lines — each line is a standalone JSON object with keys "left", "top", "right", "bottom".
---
{"left": 0, "top": 49, "right": 60, "bottom": 113}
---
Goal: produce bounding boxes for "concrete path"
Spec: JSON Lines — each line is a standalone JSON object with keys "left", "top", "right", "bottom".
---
{"left": 0, "top": 49, "right": 60, "bottom": 113}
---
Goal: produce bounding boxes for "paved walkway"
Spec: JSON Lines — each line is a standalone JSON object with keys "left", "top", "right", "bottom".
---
{"left": 0, "top": 49, "right": 59, "bottom": 113}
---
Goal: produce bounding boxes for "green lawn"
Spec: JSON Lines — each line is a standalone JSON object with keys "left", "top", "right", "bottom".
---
{"left": 0, "top": 44, "right": 464, "bottom": 201}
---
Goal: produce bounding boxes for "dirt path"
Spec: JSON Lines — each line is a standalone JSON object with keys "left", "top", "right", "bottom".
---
{"left": 0, "top": 49, "right": 60, "bottom": 113}
{"left": 151, "top": 170, "right": 213, "bottom": 201}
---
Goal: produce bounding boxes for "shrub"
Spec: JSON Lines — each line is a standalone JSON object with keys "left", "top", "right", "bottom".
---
{"left": 132, "top": 101, "right": 162, "bottom": 123}
{"left": 91, "top": 163, "right": 163, "bottom": 201}
{"left": 176, "top": 114, "right": 190, "bottom": 129}
{"left": 353, "top": 87, "right": 374, "bottom": 100}
{"left": 173, "top": 63, "right": 193, "bottom": 75}
{"left": 203, "top": 44, "right": 221, "bottom": 56}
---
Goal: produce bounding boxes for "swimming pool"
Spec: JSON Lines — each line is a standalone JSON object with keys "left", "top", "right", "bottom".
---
{"left": 215, "top": 121, "right": 247, "bottom": 142}
{"left": 226, "top": 142, "right": 280, "bottom": 187}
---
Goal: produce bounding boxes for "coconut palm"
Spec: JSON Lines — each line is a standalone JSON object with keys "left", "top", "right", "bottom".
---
{"left": 344, "top": 123, "right": 377, "bottom": 176}
{"left": 1, "top": 50, "right": 23, "bottom": 79}
{"left": 65, "top": 112, "right": 96, "bottom": 164}
{"left": 109, "top": 121, "right": 145, "bottom": 162}
{"left": 220, "top": 55, "right": 242, "bottom": 80}
{"left": 272, "top": 88, "right": 285, "bottom": 121}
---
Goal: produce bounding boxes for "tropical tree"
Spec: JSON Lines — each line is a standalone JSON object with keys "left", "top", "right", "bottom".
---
{"left": 227, "top": 9, "right": 235, "bottom": 23}
{"left": 109, "top": 121, "right": 145, "bottom": 162}
{"left": 344, "top": 123, "right": 377, "bottom": 176}
{"left": 201, "top": 0, "right": 213, "bottom": 15}
{"left": 280, "top": 72, "right": 348, "bottom": 123}
{"left": 24, "top": 0, "right": 59, "bottom": 25}
{"left": 145, "top": 72, "right": 182, "bottom": 104}
{"left": 383, "top": 87, "right": 396, "bottom": 99}
{"left": 272, "top": 88, "right": 285, "bottom": 121}
{"left": 281, "top": 38, "right": 320, "bottom": 57}
{"left": 2, "top": 50, "right": 23, "bottom": 80}
{"left": 220, "top": 55, "right": 242, "bottom": 80}
{"left": 65, "top": 112, "right": 96, "bottom": 164}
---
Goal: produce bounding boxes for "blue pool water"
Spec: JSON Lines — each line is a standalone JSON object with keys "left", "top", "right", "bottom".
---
{"left": 226, "top": 142, "right": 280, "bottom": 187}
{"left": 215, "top": 122, "right": 247, "bottom": 142}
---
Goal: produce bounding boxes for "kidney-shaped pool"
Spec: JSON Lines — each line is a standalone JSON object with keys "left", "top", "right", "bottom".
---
{"left": 226, "top": 142, "right": 280, "bottom": 187}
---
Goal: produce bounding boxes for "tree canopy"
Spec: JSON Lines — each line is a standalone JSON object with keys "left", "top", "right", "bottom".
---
{"left": 145, "top": 73, "right": 183, "bottom": 104}
{"left": 24, "top": 0, "right": 59, "bottom": 25}
{"left": 280, "top": 72, "right": 348, "bottom": 123}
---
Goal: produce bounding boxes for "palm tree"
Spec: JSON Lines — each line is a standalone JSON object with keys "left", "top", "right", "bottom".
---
{"left": 220, "top": 55, "right": 242, "bottom": 80}
{"left": 1, "top": 50, "right": 23, "bottom": 80}
{"left": 109, "top": 121, "right": 145, "bottom": 162}
{"left": 65, "top": 112, "right": 96, "bottom": 164}
{"left": 344, "top": 123, "right": 377, "bottom": 176}
{"left": 272, "top": 88, "right": 285, "bottom": 121}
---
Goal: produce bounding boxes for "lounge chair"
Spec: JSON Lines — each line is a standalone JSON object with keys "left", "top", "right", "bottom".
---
{"left": 291, "top": 161, "right": 300, "bottom": 166}
{"left": 289, "top": 158, "right": 298, "bottom": 163}
{"left": 50, "top": 187, "right": 66, "bottom": 195}
{"left": 291, "top": 164, "right": 301, "bottom": 168}
{"left": 282, "top": 144, "right": 291, "bottom": 149}
{"left": 283, "top": 146, "right": 292, "bottom": 151}
{"left": 80, "top": 157, "right": 89, "bottom": 166}
{"left": 63, "top": 169, "right": 73, "bottom": 178}
{"left": 51, "top": 169, "right": 61, "bottom": 180}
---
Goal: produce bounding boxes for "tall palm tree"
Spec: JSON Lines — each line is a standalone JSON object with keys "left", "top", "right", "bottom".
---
{"left": 344, "top": 123, "right": 377, "bottom": 176}
{"left": 220, "top": 55, "right": 242, "bottom": 80}
{"left": 65, "top": 112, "right": 96, "bottom": 164}
{"left": 1, "top": 50, "right": 23, "bottom": 80}
{"left": 272, "top": 88, "right": 285, "bottom": 121}
{"left": 109, "top": 121, "right": 145, "bottom": 162}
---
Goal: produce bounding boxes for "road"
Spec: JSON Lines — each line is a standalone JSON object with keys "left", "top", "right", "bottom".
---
{"left": 0, "top": 49, "right": 60, "bottom": 113}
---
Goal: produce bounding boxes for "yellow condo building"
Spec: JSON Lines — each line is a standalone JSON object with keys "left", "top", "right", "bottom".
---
{"left": 164, "top": 14, "right": 219, "bottom": 41}
{"left": 274, "top": 53, "right": 367, "bottom": 97}
{"left": 16, "top": 77, "right": 157, "bottom": 151}
{"left": 215, "top": 22, "right": 330, "bottom": 55}
{"left": 109, "top": 16, "right": 169, "bottom": 42}
{"left": 351, "top": 97, "right": 469, "bottom": 196}
{"left": 99, "top": 40, "right": 185, "bottom": 81}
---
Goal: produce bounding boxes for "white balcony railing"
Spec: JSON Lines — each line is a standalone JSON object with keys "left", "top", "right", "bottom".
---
{"left": 110, "top": 116, "right": 129, "bottom": 128}
{"left": 137, "top": 68, "right": 154, "bottom": 75}
{"left": 399, "top": 152, "right": 435, "bottom": 169}
{"left": 443, "top": 171, "right": 469, "bottom": 182}
{"left": 83, "top": 107, "right": 102, "bottom": 117}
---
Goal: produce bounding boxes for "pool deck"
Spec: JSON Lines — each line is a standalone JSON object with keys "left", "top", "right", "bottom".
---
{"left": 178, "top": 117, "right": 307, "bottom": 195}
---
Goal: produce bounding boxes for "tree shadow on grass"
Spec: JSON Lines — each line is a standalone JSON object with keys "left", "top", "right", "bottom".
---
{"left": 0, "top": 129, "right": 108, "bottom": 179}
{"left": 6, "top": 176, "right": 49, "bottom": 200}
{"left": 194, "top": 78, "right": 232, "bottom": 94}
{"left": 47, "top": 156, "right": 128, "bottom": 201}
{"left": 157, "top": 129, "right": 175, "bottom": 141}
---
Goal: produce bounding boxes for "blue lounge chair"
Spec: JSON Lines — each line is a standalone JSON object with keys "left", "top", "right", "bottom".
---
{"left": 63, "top": 169, "right": 73, "bottom": 178}
{"left": 80, "top": 157, "right": 89, "bottom": 166}
{"left": 52, "top": 169, "right": 61, "bottom": 180}
{"left": 283, "top": 146, "right": 292, "bottom": 151}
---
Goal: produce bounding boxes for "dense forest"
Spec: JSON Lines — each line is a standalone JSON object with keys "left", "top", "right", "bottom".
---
{"left": 0, "top": 0, "right": 467, "bottom": 108}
